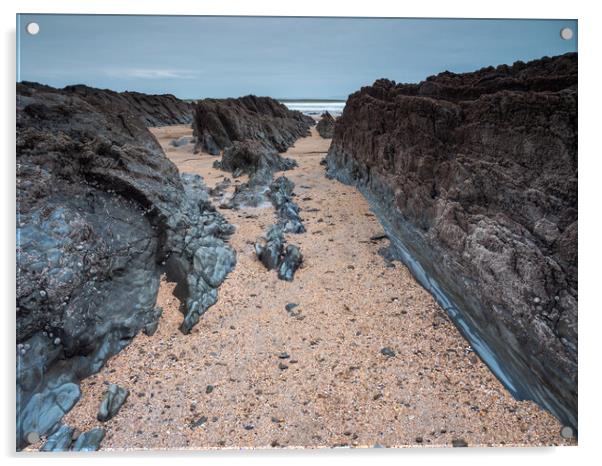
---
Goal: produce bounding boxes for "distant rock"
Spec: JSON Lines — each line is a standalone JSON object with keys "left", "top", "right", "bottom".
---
{"left": 62, "top": 83, "right": 192, "bottom": 126}
{"left": 316, "top": 111, "right": 336, "bottom": 138}
{"left": 193, "top": 95, "right": 314, "bottom": 154}
{"left": 170, "top": 136, "right": 193, "bottom": 147}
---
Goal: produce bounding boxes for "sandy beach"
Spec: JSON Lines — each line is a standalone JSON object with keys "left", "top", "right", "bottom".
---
{"left": 57, "top": 125, "right": 573, "bottom": 450}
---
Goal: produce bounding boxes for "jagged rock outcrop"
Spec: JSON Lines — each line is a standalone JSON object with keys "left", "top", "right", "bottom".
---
{"left": 213, "top": 140, "right": 298, "bottom": 209}
{"left": 325, "top": 53, "right": 577, "bottom": 428}
{"left": 193, "top": 95, "right": 314, "bottom": 154}
{"left": 316, "top": 111, "right": 336, "bottom": 138}
{"left": 268, "top": 176, "right": 305, "bottom": 234}
{"left": 254, "top": 225, "right": 303, "bottom": 281}
{"left": 16, "top": 82, "right": 234, "bottom": 449}
{"left": 63, "top": 84, "right": 193, "bottom": 126}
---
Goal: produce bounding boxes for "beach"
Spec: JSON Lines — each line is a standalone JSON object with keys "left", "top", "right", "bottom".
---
{"left": 56, "top": 125, "right": 573, "bottom": 450}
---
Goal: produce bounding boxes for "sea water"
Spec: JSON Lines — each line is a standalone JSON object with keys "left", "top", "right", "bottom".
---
{"left": 281, "top": 101, "right": 346, "bottom": 117}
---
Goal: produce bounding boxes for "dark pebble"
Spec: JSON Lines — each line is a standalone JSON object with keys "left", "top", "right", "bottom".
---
{"left": 380, "top": 347, "right": 396, "bottom": 358}
{"left": 206, "top": 385, "right": 214, "bottom": 394}
{"left": 452, "top": 439, "right": 468, "bottom": 447}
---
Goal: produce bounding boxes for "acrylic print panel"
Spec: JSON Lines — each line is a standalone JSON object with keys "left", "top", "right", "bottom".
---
{"left": 16, "top": 14, "right": 577, "bottom": 451}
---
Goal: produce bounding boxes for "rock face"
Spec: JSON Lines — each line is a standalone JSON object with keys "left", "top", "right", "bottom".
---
{"left": 316, "top": 111, "right": 336, "bottom": 138}
{"left": 16, "top": 82, "right": 235, "bottom": 449}
{"left": 325, "top": 53, "right": 577, "bottom": 428}
{"left": 193, "top": 95, "right": 314, "bottom": 154}
{"left": 63, "top": 84, "right": 193, "bottom": 126}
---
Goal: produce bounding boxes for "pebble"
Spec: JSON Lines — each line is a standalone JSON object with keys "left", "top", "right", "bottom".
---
{"left": 278, "top": 362, "right": 289, "bottom": 370}
{"left": 206, "top": 385, "right": 214, "bottom": 394}
{"left": 380, "top": 347, "right": 396, "bottom": 358}
{"left": 452, "top": 439, "right": 468, "bottom": 447}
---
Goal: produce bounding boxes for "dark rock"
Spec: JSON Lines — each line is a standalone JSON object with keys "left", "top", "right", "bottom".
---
{"left": 452, "top": 439, "right": 468, "bottom": 447}
{"left": 285, "top": 303, "right": 299, "bottom": 312}
{"left": 71, "top": 427, "right": 105, "bottom": 451}
{"left": 143, "top": 307, "right": 163, "bottom": 336}
{"left": 325, "top": 53, "right": 577, "bottom": 428}
{"left": 278, "top": 362, "right": 289, "bottom": 370}
{"left": 255, "top": 225, "right": 285, "bottom": 271}
{"left": 40, "top": 425, "right": 74, "bottom": 452}
{"left": 170, "top": 136, "right": 192, "bottom": 147}
{"left": 316, "top": 111, "right": 336, "bottom": 138}
{"left": 278, "top": 245, "right": 303, "bottom": 282}
{"left": 16, "top": 82, "right": 235, "bottom": 449}
{"left": 278, "top": 352, "right": 290, "bottom": 359}
{"left": 190, "top": 415, "right": 208, "bottom": 428}
{"left": 215, "top": 140, "right": 297, "bottom": 175}
{"left": 268, "top": 177, "right": 305, "bottom": 234}
{"left": 193, "top": 95, "right": 313, "bottom": 154}
{"left": 63, "top": 83, "right": 192, "bottom": 126}
{"left": 206, "top": 385, "right": 214, "bottom": 394}
{"left": 243, "top": 423, "right": 255, "bottom": 430}
{"left": 97, "top": 383, "right": 129, "bottom": 422}
{"left": 380, "top": 347, "right": 396, "bottom": 358}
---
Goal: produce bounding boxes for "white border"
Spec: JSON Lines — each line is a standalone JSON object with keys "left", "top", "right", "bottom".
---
{"left": 2, "top": 1, "right": 598, "bottom": 465}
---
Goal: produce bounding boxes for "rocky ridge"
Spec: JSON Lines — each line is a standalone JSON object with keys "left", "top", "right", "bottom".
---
{"left": 193, "top": 95, "right": 314, "bottom": 154}
{"left": 325, "top": 53, "right": 578, "bottom": 428}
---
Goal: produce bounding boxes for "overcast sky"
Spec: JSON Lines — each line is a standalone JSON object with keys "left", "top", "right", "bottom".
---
{"left": 17, "top": 15, "right": 577, "bottom": 99}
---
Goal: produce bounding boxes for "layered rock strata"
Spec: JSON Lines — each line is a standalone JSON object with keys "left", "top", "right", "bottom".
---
{"left": 193, "top": 95, "right": 314, "bottom": 154}
{"left": 325, "top": 53, "right": 578, "bottom": 428}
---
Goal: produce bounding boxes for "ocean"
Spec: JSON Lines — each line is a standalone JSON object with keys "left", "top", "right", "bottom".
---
{"left": 281, "top": 100, "right": 346, "bottom": 117}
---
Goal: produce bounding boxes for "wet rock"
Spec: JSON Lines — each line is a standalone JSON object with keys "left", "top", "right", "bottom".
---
{"left": 269, "top": 177, "right": 305, "bottom": 233}
{"left": 278, "top": 245, "right": 303, "bottom": 282}
{"left": 255, "top": 225, "right": 285, "bottom": 271}
{"left": 193, "top": 95, "right": 313, "bottom": 154}
{"left": 316, "top": 111, "right": 336, "bottom": 138}
{"left": 325, "top": 53, "right": 577, "bottom": 428}
{"left": 143, "top": 307, "right": 163, "bottom": 336}
{"left": 40, "top": 425, "right": 75, "bottom": 452}
{"left": 71, "top": 427, "right": 105, "bottom": 451}
{"left": 97, "top": 383, "right": 129, "bottom": 422}
{"left": 16, "top": 82, "right": 234, "bottom": 448}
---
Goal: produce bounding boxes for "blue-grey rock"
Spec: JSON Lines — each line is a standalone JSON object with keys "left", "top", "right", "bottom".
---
{"left": 40, "top": 424, "right": 74, "bottom": 452}
{"left": 71, "top": 427, "right": 105, "bottom": 451}
{"left": 97, "top": 383, "right": 129, "bottom": 422}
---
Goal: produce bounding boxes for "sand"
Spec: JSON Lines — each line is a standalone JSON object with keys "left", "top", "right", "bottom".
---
{"left": 58, "top": 125, "right": 573, "bottom": 450}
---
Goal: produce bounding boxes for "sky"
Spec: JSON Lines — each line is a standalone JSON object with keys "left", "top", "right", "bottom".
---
{"left": 17, "top": 15, "right": 577, "bottom": 100}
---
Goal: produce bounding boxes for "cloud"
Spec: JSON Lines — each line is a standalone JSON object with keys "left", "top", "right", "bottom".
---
{"left": 103, "top": 68, "right": 199, "bottom": 80}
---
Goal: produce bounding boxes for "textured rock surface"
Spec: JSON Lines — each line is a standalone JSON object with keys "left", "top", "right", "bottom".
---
{"left": 16, "top": 82, "right": 234, "bottom": 449}
{"left": 71, "top": 427, "right": 106, "bottom": 451}
{"left": 214, "top": 140, "right": 297, "bottom": 210}
{"left": 325, "top": 53, "right": 577, "bottom": 428}
{"left": 63, "top": 83, "right": 193, "bottom": 126}
{"left": 40, "top": 425, "right": 75, "bottom": 452}
{"left": 316, "top": 111, "right": 336, "bottom": 138}
{"left": 254, "top": 225, "right": 303, "bottom": 281}
{"left": 97, "top": 383, "right": 129, "bottom": 422}
{"left": 268, "top": 176, "right": 305, "bottom": 234}
{"left": 193, "top": 95, "right": 314, "bottom": 154}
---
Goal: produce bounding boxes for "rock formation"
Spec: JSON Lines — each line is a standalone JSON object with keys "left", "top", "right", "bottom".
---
{"left": 325, "top": 53, "right": 577, "bottom": 428}
{"left": 316, "top": 111, "right": 336, "bottom": 138}
{"left": 193, "top": 95, "right": 314, "bottom": 154}
{"left": 63, "top": 83, "right": 193, "bottom": 126}
{"left": 16, "top": 82, "right": 234, "bottom": 449}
